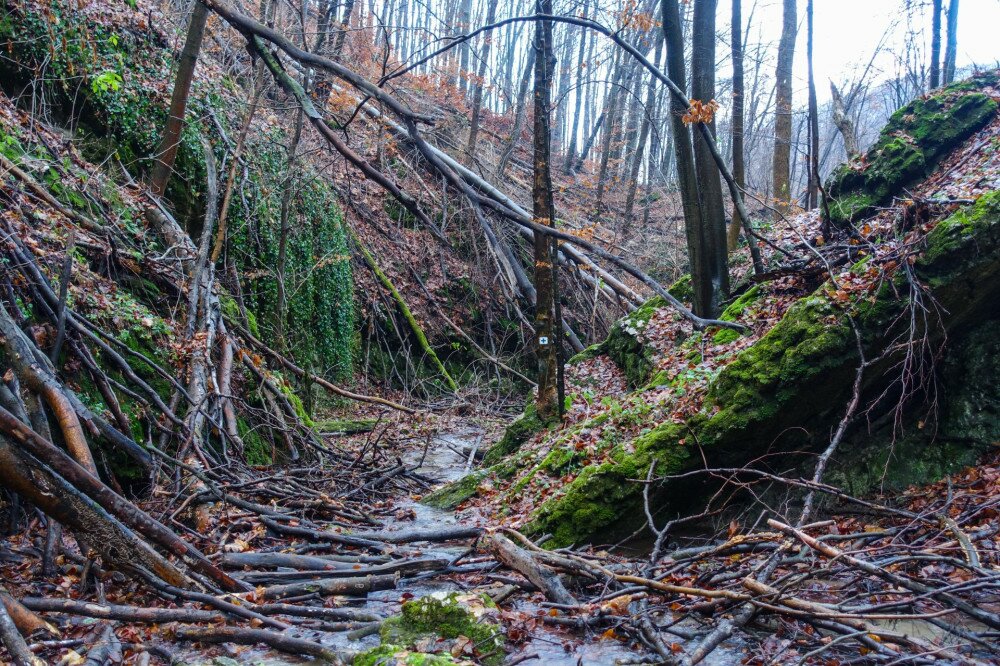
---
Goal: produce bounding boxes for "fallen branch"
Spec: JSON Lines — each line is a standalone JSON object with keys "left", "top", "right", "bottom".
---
{"left": 480, "top": 532, "right": 576, "bottom": 605}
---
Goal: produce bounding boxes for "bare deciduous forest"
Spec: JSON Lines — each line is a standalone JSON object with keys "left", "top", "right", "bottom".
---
{"left": 0, "top": 0, "right": 998, "bottom": 663}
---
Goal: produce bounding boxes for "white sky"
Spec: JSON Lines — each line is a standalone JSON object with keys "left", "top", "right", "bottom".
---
{"left": 725, "top": 0, "right": 1000, "bottom": 101}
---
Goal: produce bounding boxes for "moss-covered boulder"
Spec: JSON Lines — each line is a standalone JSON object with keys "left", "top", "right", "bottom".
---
{"left": 603, "top": 295, "right": 666, "bottom": 387}
{"left": 826, "top": 72, "right": 998, "bottom": 226}
{"left": 422, "top": 470, "right": 488, "bottom": 510}
{"left": 361, "top": 593, "right": 504, "bottom": 666}
{"left": 354, "top": 645, "right": 472, "bottom": 665}
{"left": 482, "top": 402, "right": 545, "bottom": 464}
{"left": 522, "top": 191, "right": 1000, "bottom": 547}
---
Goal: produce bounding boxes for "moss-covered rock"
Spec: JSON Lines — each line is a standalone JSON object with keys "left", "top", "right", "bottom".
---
{"left": 422, "top": 470, "right": 487, "bottom": 510}
{"left": 522, "top": 190, "right": 1000, "bottom": 547}
{"left": 354, "top": 645, "right": 471, "bottom": 666}
{"left": 525, "top": 422, "right": 691, "bottom": 546}
{"left": 483, "top": 402, "right": 546, "bottom": 464}
{"left": 827, "top": 72, "right": 998, "bottom": 226}
{"left": 712, "top": 286, "right": 762, "bottom": 346}
{"left": 373, "top": 593, "right": 504, "bottom": 666}
{"left": 603, "top": 296, "right": 666, "bottom": 387}
{"left": 667, "top": 274, "right": 693, "bottom": 303}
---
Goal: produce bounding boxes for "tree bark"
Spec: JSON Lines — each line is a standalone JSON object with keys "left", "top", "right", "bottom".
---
{"left": 150, "top": 1, "right": 208, "bottom": 197}
{"left": 771, "top": 0, "right": 796, "bottom": 218}
{"left": 830, "top": 82, "right": 858, "bottom": 158}
{"left": 332, "top": 0, "right": 357, "bottom": 57}
{"left": 727, "top": 0, "right": 745, "bottom": 251}
{"left": 466, "top": 0, "right": 498, "bottom": 157}
{"left": 805, "top": 0, "right": 820, "bottom": 210}
{"left": 662, "top": 0, "right": 728, "bottom": 318}
{"left": 623, "top": 36, "right": 663, "bottom": 232}
{"left": 0, "top": 432, "right": 191, "bottom": 588}
{"left": 562, "top": 0, "right": 589, "bottom": 173}
{"left": 0, "top": 586, "right": 43, "bottom": 666}
{"left": 690, "top": 0, "right": 729, "bottom": 316}
{"left": 929, "top": 0, "right": 942, "bottom": 89}
{"left": 498, "top": 47, "right": 535, "bottom": 177}
{"left": 942, "top": 0, "right": 959, "bottom": 84}
{"left": 532, "top": 0, "right": 559, "bottom": 421}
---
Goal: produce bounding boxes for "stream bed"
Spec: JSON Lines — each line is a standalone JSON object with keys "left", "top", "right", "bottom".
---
{"left": 185, "top": 429, "right": 743, "bottom": 665}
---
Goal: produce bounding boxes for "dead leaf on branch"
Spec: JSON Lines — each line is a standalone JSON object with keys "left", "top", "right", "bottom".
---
{"left": 682, "top": 99, "right": 720, "bottom": 125}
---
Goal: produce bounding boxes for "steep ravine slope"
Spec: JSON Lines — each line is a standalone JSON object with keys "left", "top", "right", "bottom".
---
{"left": 431, "top": 71, "right": 1000, "bottom": 547}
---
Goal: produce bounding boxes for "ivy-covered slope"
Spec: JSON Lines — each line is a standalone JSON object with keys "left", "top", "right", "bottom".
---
{"left": 0, "top": 0, "right": 354, "bottom": 378}
{"left": 432, "top": 71, "right": 1000, "bottom": 547}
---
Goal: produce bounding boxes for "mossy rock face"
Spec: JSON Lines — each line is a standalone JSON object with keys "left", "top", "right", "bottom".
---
{"left": 483, "top": 402, "right": 545, "bottom": 464}
{"left": 374, "top": 593, "right": 504, "bottom": 666}
{"left": 827, "top": 72, "right": 998, "bottom": 226}
{"left": 525, "top": 422, "right": 691, "bottom": 546}
{"left": 918, "top": 190, "right": 1000, "bottom": 286}
{"left": 712, "top": 286, "right": 762, "bottom": 345}
{"left": 524, "top": 193, "right": 1000, "bottom": 547}
{"left": 828, "top": 316, "right": 1000, "bottom": 494}
{"left": 667, "top": 274, "right": 693, "bottom": 303}
{"left": 604, "top": 296, "right": 666, "bottom": 387}
{"left": 567, "top": 341, "right": 607, "bottom": 365}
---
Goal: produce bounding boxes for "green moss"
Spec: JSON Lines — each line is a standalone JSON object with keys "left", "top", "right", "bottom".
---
{"left": 919, "top": 190, "right": 1000, "bottom": 281}
{"left": 702, "top": 296, "right": 855, "bottom": 444}
{"left": 525, "top": 423, "right": 691, "bottom": 547}
{"left": 827, "top": 191, "right": 877, "bottom": 227}
{"left": 483, "top": 402, "right": 546, "bottom": 464}
{"left": 313, "top": 418, "right": 377, "bottom": 434}
{"left": 354, "top": 645, "right": 469, "bottom": 666}
{"left": 604, "top": 296, "right": 666, "bottom": 386}
{"left": 667, "top": 274, "right": 693, "bottom": 302}
{"left": 1, "top": 0, "right": 355, "bottom": 380}
{"left": 421, "top": 471, "right": 486, "bottom": 509}
{"left": 377, "top": 594, "right": 504, "bottom": 666}
{"left": 238, "top": 417, "right": 272, "bottom": 466}
{"left": 567, "top": 341, "right": 607, "bottom": 365}
{"left": 826, "top": 75, "right": 998, "bottom": 225}
{"left": 712, "top": 287, "right": 761, "bottom": 345}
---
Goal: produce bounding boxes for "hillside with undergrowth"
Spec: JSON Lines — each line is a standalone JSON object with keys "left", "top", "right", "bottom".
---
{"left": 433, "top": 70, "right": 1000, "bottom": 547}
{"left": 1, "top": 0, "right": 1000, "bottom": 663}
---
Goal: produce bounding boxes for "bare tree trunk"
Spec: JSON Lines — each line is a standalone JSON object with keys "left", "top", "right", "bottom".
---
{"left": 553, "top": 25, "right": 575, "bottom": 151}
{"left": 465, "top": 0, "right": 498, "bottom": 157}
{"left": 929, "top": 0, "right": 942, "bottom": 89}
{"left": 663, "top": 0, "right": 721, "bottom": 318}
{"left": 572, "top": 112, "right": 604, "bottom": 173}
{"left": 771, "top": 0, "right": 796, "bottom": 218}
{"left": 726, "top": 0, "right": 745, "bottom": 251}
{"left": 830, "top": 82, "right": 858, "bottom": 158}
{"left": 593, "top": 51, "right": 626, "bottom": 219}
{"left": 532, "top": 0, "right": 559, "bottom": 421}
{"left": 805, "top": 0, "right": 819, "bottom": 210}
{"left": 942, "top": 0, "right": 959, "bottom": 84}
{"left": 332, "top": 0, "right": 357, "bottom": 57}
{"left": 690, "top": 0, "right": 729, "bottom": 316}
{"left": 562, "top": 0, "right": 588, "bottom": 173}
{"left": 0, "top": 430, "right": 191, "bottom": 588}
{"left": 457, "top": 0, "right": 473, "bottom": 92}
{"left": 150, "top": 1, "right": 208, "bottom": 197}
{"left": 498, "top": 47, "right": 535, "bottom": 177}
{"left": 623, "top": 36, "right": 663, "bottom": 232}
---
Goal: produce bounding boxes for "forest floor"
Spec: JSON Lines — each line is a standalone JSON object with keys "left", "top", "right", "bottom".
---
{"left": 3, "top": 407, "right": 999, "bottom": 665}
